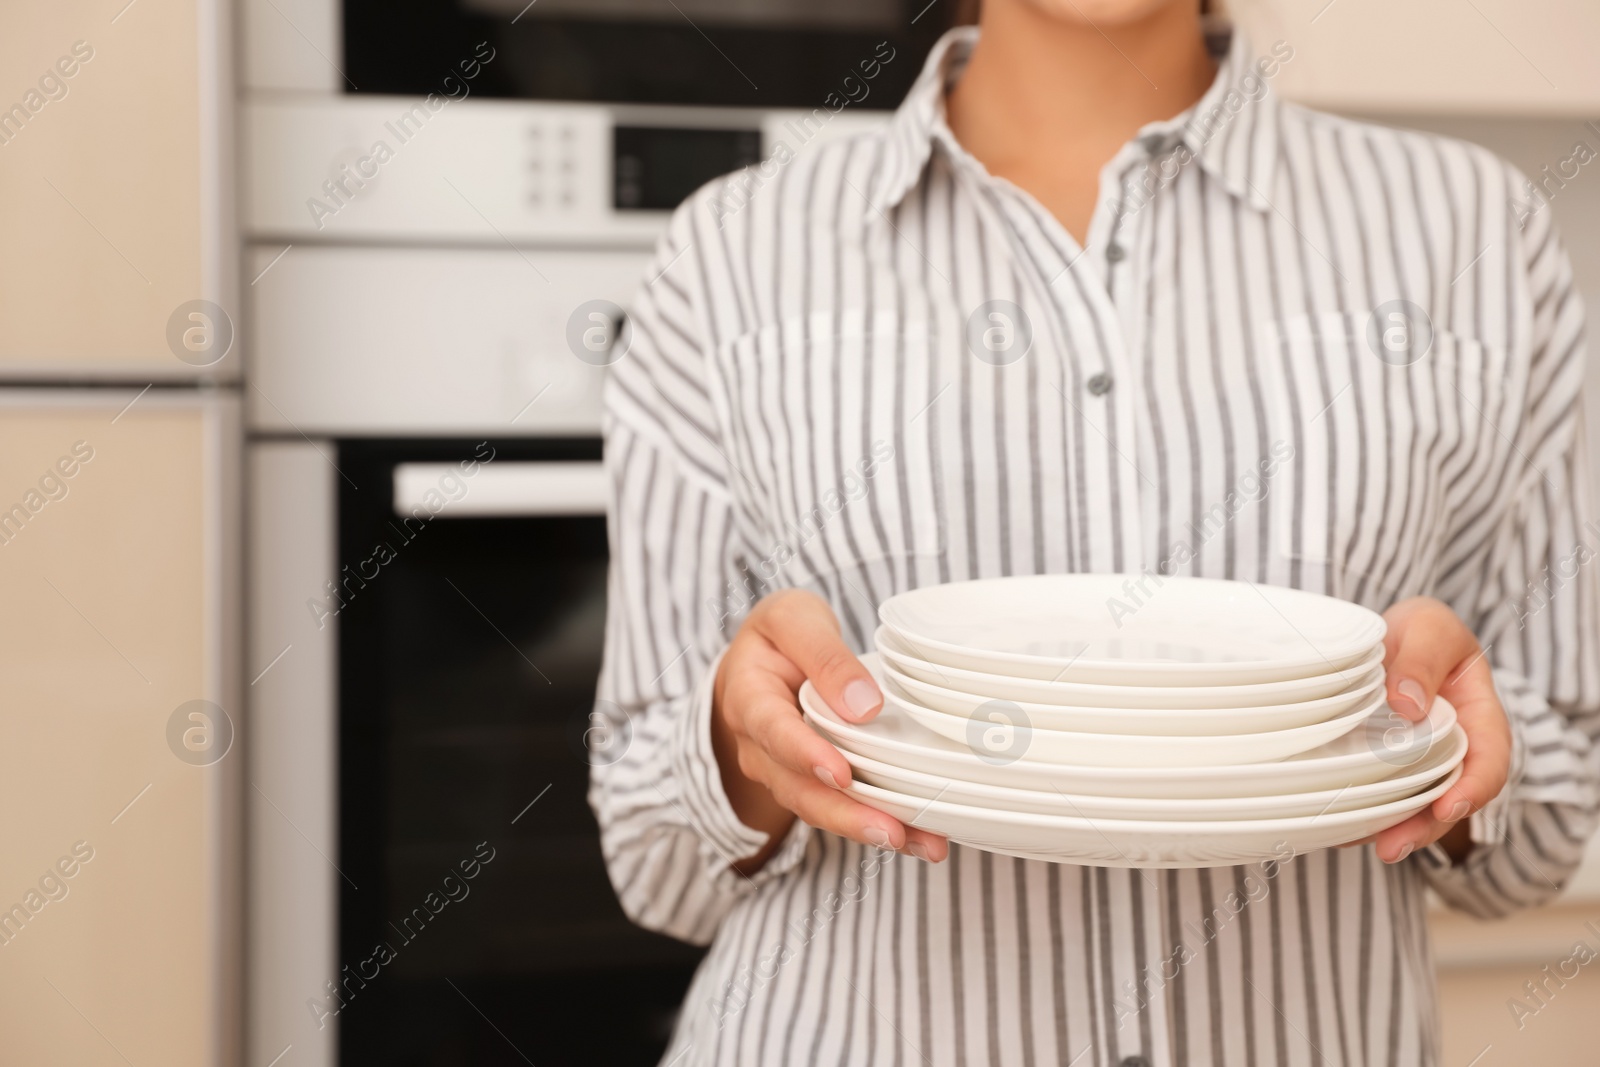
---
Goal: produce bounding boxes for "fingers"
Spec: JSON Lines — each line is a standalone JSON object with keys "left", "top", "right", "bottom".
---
{"left": 899, "top": 824, "right": 951, "bottom": 861}
{"left": 1433, "top": 652, "right": 1511, "bottom": 826}
{"left": 1371, "top": 809, "right": 1444, "bottom": 863}
{"left": 1382, "top": 598, "right": 1480, "bottom": 722}
{"left": 725, "top": 661, "right": 948, "bottom": 862}
{"left": 1431, "top": 757, "right": 1508, "bottom": 828}
{"left": 1367, "top": 598, "right": 1512, "bottom": 859}
{"left": 745, "top": 746, "right": 949, "bottom": 861}
{"left": 1428, "top": 615, "right": 1511, "bottom": 825}
{"left": 1368, "top": 652, "right": 1506, "bottom": 857}
{"left": 740, "top": 681, "right": 854, "bottom": 789}
{"left": 751, "top": 589, "right": 882, "bottom": 722}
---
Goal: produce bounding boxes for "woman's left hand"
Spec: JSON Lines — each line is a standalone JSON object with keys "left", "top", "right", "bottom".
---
{"left": 1362, "top": 597, "right": 1513, "bottom": 864}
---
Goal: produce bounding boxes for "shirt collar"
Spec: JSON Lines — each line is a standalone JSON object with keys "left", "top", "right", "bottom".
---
{"left": 865, "top": 25, "right": 1284, "bottom": 219}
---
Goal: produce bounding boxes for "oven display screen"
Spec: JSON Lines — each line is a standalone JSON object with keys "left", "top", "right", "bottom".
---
{"left": 613, "top": 126, "right": 763, "bottom": 212}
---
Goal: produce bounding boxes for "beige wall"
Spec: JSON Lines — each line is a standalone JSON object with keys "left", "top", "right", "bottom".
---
{"left": 1229, "top": 0, "right": 1600, "bottom": 115}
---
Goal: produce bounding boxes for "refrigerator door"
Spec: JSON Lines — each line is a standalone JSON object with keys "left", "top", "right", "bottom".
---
{"left": 0, "top": 388, "right": 240, "bottom": 1066}
{"left": 0, "top": 2, "right": 234, "bottom": 380}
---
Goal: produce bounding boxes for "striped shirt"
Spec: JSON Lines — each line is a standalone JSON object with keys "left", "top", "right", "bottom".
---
{"left": 592, "top": 27, "right": 1600, "bottom": 1067}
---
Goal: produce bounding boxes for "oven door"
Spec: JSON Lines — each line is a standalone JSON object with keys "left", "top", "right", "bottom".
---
{"left": 343, "top": 0, "right": 961, "bottom": 108}
{"left": 343, "top": 439, "right": 705, "bottom": 1066}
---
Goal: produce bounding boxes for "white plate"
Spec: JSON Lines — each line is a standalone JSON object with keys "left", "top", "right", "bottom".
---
{"left": 801, "top": 665, "right": 1457, "bottom": 799}
{"left": 884, "top": 674, "right": 1383, "bottom": 767}
{"left": 877, "top": 627, "right": 1385, "bottom": 709}
{"left": 846, "top": 726, "right": 1467, "bottom": 820}
{"left": 845, "top": 765, "right": 1463, "bottom": 868}
{"left": 879, "top": 574, "right": 1386, "bottom": 684}
{"left": 883, "top": 658, "right": 1386, "bottom": 736}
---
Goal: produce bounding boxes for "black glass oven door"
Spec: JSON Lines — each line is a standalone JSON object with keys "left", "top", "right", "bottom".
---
{"left": 336, "top": 438, "right": 704, "bottom": 1067}
{"left": 343, "top": 0, "right": 962, "bottom": 108}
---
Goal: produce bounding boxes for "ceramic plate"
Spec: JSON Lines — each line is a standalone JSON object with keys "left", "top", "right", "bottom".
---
{"left": 801, "top": 661, "right": 1457, "bottom": 799}
{"left": 877, "top": 627, "right": 1385, "bottom": 709}
{"left": 887, "top": 680, "right": 1383, "bottom": 767}
{"left": 879, "top": 574, "right": 1386, "bottom": 683}
{"left": 845, "top": 765, "right": 1462, "bottom": 868}
{"left": 845, "top": 726, "right": 1467, "bottom": 821}
{"left": 882, "top": 658, "right": 1386, "bottom": 736}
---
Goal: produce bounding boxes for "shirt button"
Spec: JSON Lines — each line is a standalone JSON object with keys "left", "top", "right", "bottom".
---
{"left": 1106, "top": 243, "right": 1126, "bottom": 263}
{"left": 1140, "top": 132, "right": 1168, "bottom": 156}
{"left": 1087, "top": 373, "right": 1113, "bottom": 397}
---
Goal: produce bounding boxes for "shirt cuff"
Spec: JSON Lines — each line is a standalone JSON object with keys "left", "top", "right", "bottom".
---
{"left": 668, "top": 647, "right": 813, "bottom": 888}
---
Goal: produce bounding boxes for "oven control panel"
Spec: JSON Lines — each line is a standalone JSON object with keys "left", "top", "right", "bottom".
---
{"left": 243, "top": 99, "right": 883, "bottom": 245}
{"left": 241, "top": 99, "right": 886, "bottom": 435}
{"left": 526, "top": 120, "right": 582, "bottom": 213}
{"left": 244, "top": 98, "right": 649, "bottom": 244}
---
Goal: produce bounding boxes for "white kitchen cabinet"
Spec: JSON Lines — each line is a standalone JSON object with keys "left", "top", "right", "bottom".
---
{"left": 1228, "top": 0, "right": 1600, "bottom": 115}
{"left": 0, "top": 2, "right": 233, "bottom": 378}
{"left": 0, "top": 389, "right": 240, "bottom": 1067}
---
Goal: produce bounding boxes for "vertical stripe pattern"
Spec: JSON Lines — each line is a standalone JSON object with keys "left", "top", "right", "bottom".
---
{"left": 591, "top": 28, "right": 1600, "bottom": 1067}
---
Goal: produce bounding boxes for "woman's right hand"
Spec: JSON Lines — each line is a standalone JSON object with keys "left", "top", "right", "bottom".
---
{"left": 710, "top": 588, "right": 950, "bottom": 873}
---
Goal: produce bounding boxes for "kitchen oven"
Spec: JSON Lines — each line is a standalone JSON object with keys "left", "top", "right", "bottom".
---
{"left": 252, "top": 421, "right": 718, "bottom": 1067}
{"left": 241, "top": 2, "right": 963, "bottom": 1065}
{"left": 272, "top": 437, "right": 700, "bottom": 1067}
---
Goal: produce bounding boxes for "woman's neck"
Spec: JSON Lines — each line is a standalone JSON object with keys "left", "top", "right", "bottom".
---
{"left": 946, "top": 0, "right": 1217, "bottom": 241}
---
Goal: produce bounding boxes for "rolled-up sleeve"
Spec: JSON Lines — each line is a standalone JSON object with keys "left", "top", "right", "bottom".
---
{"left": 1423, "top": 201, "right": 1600, "bottom": 917}
{"left": 588, "top": 200, "right": 811, "bottom": 946}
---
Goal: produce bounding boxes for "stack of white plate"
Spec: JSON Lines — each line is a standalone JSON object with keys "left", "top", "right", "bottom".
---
{"left": 800, "top": 575, "right": 1466, "bottom": 868}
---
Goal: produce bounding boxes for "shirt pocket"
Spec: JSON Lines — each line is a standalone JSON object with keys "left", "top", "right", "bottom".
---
{"left": 1259, "top": 310, "right": 1504, "bottom": 605}
{"left": 715, "top": 309, "right": 947, "bottom": 589}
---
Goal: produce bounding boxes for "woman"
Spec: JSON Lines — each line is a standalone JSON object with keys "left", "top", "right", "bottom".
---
{"left": 592, "top": 0, "right": 1600, "bottom": 1063}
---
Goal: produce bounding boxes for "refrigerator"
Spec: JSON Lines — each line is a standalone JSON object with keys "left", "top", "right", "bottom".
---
{"left": 0, "top": 3, "right": 240, "bottom": 1066}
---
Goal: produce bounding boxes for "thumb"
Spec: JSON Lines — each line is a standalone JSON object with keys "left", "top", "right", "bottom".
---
{"left": 1382, "top": 600, "right": 1479, "bottom": 722}
{"left": 752, "top": 590, "right": 881, "bottom": 722}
